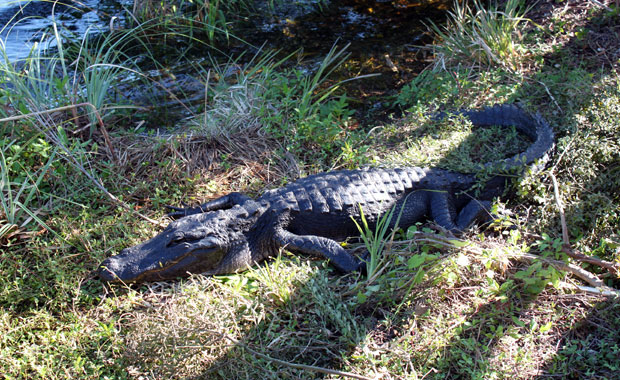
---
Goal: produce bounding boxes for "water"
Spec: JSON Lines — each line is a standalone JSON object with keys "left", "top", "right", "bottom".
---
{"left": 0, "top": 0, "right": 131, "bottom": 61}
{"left": 0, "top": 0, "right": 450, "bottom": 126}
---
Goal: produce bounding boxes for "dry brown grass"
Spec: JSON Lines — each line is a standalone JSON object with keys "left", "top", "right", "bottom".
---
{"left": 107, "top": 130, "right": 302, "bottom": 197}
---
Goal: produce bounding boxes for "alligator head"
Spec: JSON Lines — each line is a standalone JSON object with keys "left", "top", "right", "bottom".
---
{"left": 98, "top": 202, "right": 263, "bottom": 282}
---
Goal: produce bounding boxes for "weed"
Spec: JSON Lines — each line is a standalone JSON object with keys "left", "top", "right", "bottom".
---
{"left": 353, "top": 202, "right": 402, "bottom": 281}
{"left": 259, "top": 43, "right": 361, "bottom": 165}
{"left": 180, "top": 44, "right": 363, "bottom": 167}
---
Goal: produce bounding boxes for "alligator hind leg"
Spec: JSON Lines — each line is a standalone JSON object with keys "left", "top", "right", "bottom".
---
{"left": 273, "top": 228, "right": 364, "bottom": 273}
{"left": 455, "top": 199, "right": 493, "bottom": 230}
{"left": 430, "top": 192, "right": 492, "bottom": 233}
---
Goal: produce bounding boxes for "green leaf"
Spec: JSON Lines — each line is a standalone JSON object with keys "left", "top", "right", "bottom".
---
{"left": 539, "top": 321, "right": 553, "bottom": 333}
{"left": 449, "top": 239, "right": 470, "bottom": 248}
{"left": 408, "top": 255, "right": 426, "bottom": 269}
{"left": 356, "top": 290, "right": 367, "bottom": 303}
{"left": 412, "top": 268, "right": 426, "bottom": 285}
{"left": 406, "top": 225, "right": 418, "bottom": 239}
{"left": 366, "top": 285, "right": 380, "bottom": 293}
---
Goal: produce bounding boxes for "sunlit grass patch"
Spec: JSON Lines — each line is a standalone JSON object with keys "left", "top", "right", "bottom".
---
{"left": 0, "top": 308, "right": 124, "bottom": 380}
{"left": 378, "top": 111, "right": 530, "bottom": 173}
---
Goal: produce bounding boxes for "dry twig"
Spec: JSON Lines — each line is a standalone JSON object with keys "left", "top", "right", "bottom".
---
{"left": 561, "top": 246, "right": 620, "bottom": 277}
{"left": 547, "top": 172, "right": 619, "bottom": 276}
{"left": 550, "top": 172, "right": 570, "bottom": 245}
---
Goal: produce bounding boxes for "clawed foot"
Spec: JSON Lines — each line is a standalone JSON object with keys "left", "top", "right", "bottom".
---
{"left": 356, "top": 249, "right": 372, "bottom": 275}
{"left": 165, "top": 202, "right": 202, "bottom": 219}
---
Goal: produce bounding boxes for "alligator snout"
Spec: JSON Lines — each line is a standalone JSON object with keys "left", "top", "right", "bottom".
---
{"left": 98, "top": 255, "right": 124, "bottom": 282}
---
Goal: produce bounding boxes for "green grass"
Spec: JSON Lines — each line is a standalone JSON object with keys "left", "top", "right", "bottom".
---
{"left": 429, "top": 0, "right": 533, "bottom": 71}
{"left": 1, "top": 1, "right": 620, "bottom": 379}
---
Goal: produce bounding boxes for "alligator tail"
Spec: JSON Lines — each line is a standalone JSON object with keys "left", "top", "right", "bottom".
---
{"left": 459, "top": 104, "right": 555, "bottom": 173}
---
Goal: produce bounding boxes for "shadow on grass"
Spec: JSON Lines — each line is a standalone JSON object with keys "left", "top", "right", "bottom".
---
{"left": 418, "top": 3, "right": 620, "bottom": 377}
{"left": 533, "top": 297, "right": 620, "bottom": 379}
{"left": 527, "top": 2, "right": 620, "bottom": 377}
{"left": 120, "top": 261, "right": 379, "bottom": 379}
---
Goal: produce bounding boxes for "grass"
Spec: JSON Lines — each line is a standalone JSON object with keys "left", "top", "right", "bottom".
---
{"left": 1, "top": 0, "right": 620, "bottom": 379}
{"left": 179, "top": 43, "right": 363, "bottom": 167}
{"left": 131, "top": 0, "right": 252, "bottom": 43}
{"left": 429, "top": 0, "right": 533, "bottom": 72}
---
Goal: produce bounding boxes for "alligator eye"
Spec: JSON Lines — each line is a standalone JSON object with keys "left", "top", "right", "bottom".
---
{"left": 167, "top": 234, "right": 186, "bottom": 247}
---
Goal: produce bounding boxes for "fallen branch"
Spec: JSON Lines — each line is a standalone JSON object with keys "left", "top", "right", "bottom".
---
{"left": 561, "top": 282, "right": 620, "bottom": 297}
{"left": 549, "top": 172, "right": 619, "bottom": 277}
{"left": 588, "top": 0, "right": 613, "bottom": 11}
{"left": 515, "top": 252, "right": 604, "bottom": 288}
{"left": 406, "top": 232, "right": 620, "bottom": 296}
{"left": 523, "top": 231, "right": 619, "bottom": 277}
{"left": 561, "top": 246, "right": 619, "bottom": 277}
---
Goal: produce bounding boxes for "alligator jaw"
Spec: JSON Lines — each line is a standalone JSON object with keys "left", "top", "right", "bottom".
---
{"left": 98, "top": 230, "right": 226, "bottom": 283}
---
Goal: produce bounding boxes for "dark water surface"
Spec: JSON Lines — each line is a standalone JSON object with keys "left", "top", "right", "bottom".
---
{"left": 239, "top": 0, "right": 450, "bottom": 122}
{"left": 0, "top": 0, "right": 131, "bottom": 61}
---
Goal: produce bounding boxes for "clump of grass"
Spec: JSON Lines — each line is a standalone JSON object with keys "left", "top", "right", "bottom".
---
{"left": 0, "top": 137, "right": 58, "bottom": 242}
{"left": 0, "top": 20, "right": 142, "bottom": 136}
{"left": 179, "top": 44, "right": 363, "bottom": 169}
{"left": 430, "top": 0, "right": 533, "bottom": 71}
{"left": 131, "top": 0, "right": 254, "bottom": 44}
{"left": 178, "top": 50, "right": 286, "bottom": 140}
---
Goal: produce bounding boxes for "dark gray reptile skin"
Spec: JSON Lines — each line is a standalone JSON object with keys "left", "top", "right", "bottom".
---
{"left": 98, "top": 104, "right": 554, "bottom": 282}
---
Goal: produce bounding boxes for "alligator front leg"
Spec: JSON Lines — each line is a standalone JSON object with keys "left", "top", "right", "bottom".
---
{"left": 273, "top": 228, "right": 364, "bottom": 273}
{"left": 167, "top": 192, "right": 252, "bottom": 219}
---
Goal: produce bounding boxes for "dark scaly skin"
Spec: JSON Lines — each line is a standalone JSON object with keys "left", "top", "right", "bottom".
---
{"left": 98, "top": 104, "right": 554, "bottom": 282}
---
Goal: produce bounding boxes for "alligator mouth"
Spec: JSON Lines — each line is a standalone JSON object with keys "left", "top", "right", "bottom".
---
{"left": 98, "top": 243, "right": 225, "bottom": 282}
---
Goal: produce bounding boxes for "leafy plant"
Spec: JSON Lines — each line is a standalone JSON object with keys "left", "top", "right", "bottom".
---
{"left": 183, "top": 44, "right": 365, "bottom": 166}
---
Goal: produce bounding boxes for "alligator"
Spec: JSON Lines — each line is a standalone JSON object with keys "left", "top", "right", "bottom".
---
{"left": 98, "top": 104, "right": 554, "bottom": 282}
